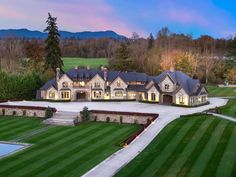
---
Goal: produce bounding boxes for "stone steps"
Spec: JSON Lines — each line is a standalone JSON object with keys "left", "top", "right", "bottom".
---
{"left": 43, "top": 111, "right": 79, "bottom": 126}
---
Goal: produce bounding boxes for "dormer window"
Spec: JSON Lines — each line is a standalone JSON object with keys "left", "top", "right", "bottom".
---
{"left": 62, "top": 82, "right": 68, "bottom": 88}
{"left": 165, "top": 84, "right": 170, "bottom": 90}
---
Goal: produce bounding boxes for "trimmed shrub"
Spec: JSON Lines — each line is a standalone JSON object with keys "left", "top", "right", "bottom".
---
{"left": 120, "top": 116, "right": 123, "bottom": 124}
{"left": 45, "top": 107, "right": 54, "bottom": 118}
{"left": 81, "top": 106, "right": 90, "bottom": 121}
{"left": 94, "top": 116, "right": 97, "bottom": 122}
{"left": 33, "top": 112, "right": 37, "bottom": 117}
{"left": 12, "top": 110, "right": 16, "bottom": 116}
{"left": 106, "top": 117, "right": 110, "bottom": 123}
{"left": 23, "top": 110, "right": 27, "bottom": 116}
{"left": 2, "top": 109, "right": 5, "bottom": 116}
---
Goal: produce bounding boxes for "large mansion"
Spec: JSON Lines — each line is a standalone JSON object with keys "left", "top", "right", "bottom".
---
{"left": 36, "top": 67, "right": 208, "bottom": 106}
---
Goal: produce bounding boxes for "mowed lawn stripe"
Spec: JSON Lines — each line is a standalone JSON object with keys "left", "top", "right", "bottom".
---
{"left": 36, "top": 126, "right": 136, "bottom": 177}
{"left": 0, "top": 118, "right": 25, "bottom": 126}
{"left": 115, "top": 117, "right": 195, "bottom": 177}
{"left": 215, "top": 126, "right": 236, "bottom": 177}
{"left": 187, "top": 119, "right": 228, "bottom": 177}
{"left": 0, "top": 123, "right": 104, "bottom": 175}
{"left": 175, "top": 118, "right": 220, "bottom": 177}
{"left": 201, "top": 122, "right": 234, "bottom": 177}
{"left": 165, "top": 118, "right": 214, "bottom": 177}
{"left": 152, "top": 117, "right": 204, "bottom": 177}
{"left": 0, "top": 124, "right": 44, "bottom": 140}
{"left": 53, "top": 126, "right": 140, "bottom": 177}
{"left": 14, "top": 125, "right": 121, "bottom": 177}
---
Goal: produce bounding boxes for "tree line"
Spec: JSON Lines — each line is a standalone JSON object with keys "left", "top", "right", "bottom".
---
{"left": 110, "top": 28, "right": 236, "bottom": 84}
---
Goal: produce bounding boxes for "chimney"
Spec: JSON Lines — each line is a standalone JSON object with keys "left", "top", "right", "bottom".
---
{"left": 103, "top": 68, "right": 108, "bottom": 81}
{"left": 56, "top": 68, "right": 60, "bottom": 81}
{"left": 170, "top": 67, "right": 175, "bottom": 72}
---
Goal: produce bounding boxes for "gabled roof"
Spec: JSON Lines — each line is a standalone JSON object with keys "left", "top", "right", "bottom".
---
{"left": 40, "top": 79, "right": 57, "bottom": 90}
{"left": 153, "top": 70, "right": 202, "bottom": 95}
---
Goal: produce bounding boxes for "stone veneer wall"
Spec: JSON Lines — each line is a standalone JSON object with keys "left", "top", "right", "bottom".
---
{"left": 88, "top": 110, "right": 158, "bottom": 125}
{"left": 0, "top": 105, "right": 57, "bottom": 118}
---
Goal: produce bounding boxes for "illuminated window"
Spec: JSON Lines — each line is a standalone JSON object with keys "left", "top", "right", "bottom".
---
{"left": 49, "top": 91, "right": 55, "bottom": 99}
{"left": 179, "top": 95, "right": 184, "bottom": 104}
{"left": 117, "top": 81, "right": 121, "bottom": 87}
{"left": 79, "top": 81, "right": 85, "bottom": 87}
{"left": 115, "top": 91, "right": 123, "bottom": 97}
{"left": 61, "top": 92, "right": 70, "bottom": 99}
{"left": 151, "top": 93, "right": 156, "bottom": 101}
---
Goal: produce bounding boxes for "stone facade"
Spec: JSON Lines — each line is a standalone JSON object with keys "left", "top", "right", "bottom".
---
{"left": 38, "top": 68, "right": 209, "bottom": 106}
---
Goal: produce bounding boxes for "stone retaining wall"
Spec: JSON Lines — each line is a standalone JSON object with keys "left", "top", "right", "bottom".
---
{"left": 0, "top": 105, "right": 57, "bottom": 118}
{"left": 88, "top": 110, "right": 158, "bottom": 125}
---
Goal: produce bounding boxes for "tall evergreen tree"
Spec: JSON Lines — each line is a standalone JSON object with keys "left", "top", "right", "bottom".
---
{"left": 44, "top": 13, "right": 63, "bottom": 72}
{"left": 148, "top": 33, "right": 154, "bottom": 49}
{"left": 110, "top": 43, "right": 133, "bottom": 71}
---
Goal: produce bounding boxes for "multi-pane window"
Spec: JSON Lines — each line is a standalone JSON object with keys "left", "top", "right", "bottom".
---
{"left": 62, "top": 82, "right": 68, "bottom": 88}
{"left": 61, "top": 92, "right": 70, "bottom": 99}
{"left": 49, "top": 91, "right": 55, "bottom": 99}
{"left": 93, "top": 91, "right": 102, "bottom": 98}
{"left": 94, "top": 82, "right": 100, "bottom": 88}
{"left": 179, "top": 95, "right": 184, "bottom": 104}
{"left": 117, "top": 81, "right": 121, "bottom": 87}
{"left": 115, "top": 91, "right": 123, "bottom": 97}
{"left": 165, "top": 84, "right": 170, "bottom": 90}
{"left": 151, "top": 93, "right": 156, "bottom": 101}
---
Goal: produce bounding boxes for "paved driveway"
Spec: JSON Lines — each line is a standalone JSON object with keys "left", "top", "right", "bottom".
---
{"left": 1, "top": 98, "right": 228, "bottom": 177}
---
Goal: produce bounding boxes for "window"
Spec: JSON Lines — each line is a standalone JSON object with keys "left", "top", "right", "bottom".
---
{"left": 79, "top": 81, "right": 85, "bottom": 87}
{"left": 165, "top": 84, "right": 170, "bottom": 90}
{"left": 115, "top": 91, "right": 123, "bottom": 97}
{"left": 151, "top": 93, "right": 156, "bottom": 101}
{"left": 117, "top": 81, "right": 121, "bottom": 87}
{"left": 179, "top": 95, "right": 184, "bottom": 104}
{"left": 93, "top": 91, "right": 102, "bottom": 98}
{"left": 94, "top": 82, "right": 100, "bottom": 88}
{"left": 49, "top": 91, "right": 55, "bottom": 99}
{"left": 61, "top": 92, "right": 70, "bottom": 99}
{"left": 202, "top": 96, "right": 207, "bottom": 102}
{"left": 62, "top": 82, "right": 68, "bottom": 88}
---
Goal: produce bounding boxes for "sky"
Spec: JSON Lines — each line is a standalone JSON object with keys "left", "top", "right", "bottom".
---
{"left": 0, "top": 0, "right": 236, "bottom": 38}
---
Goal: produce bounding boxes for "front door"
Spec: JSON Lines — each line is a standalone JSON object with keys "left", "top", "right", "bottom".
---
{"left": 76, "top": 92, "right": 86, "bottom": 100}
{"left": 163, "top": 95, "right": 173, "bottom": 104}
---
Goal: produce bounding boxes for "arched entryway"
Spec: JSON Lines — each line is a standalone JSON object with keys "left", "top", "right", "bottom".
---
{"left": 163, "top": 95, "right": 173, "bottom": 104}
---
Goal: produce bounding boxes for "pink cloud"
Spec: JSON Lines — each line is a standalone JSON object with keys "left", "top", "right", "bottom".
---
{"left": 168, "top": 8, "right": 208, "bottom": 26}
{"left": 0, "top": 5, "right": 27, "bottom": 20}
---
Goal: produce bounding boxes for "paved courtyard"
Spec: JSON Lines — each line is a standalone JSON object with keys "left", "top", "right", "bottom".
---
{"left": 1, "top": 98, "right": 228, "bottom": 177}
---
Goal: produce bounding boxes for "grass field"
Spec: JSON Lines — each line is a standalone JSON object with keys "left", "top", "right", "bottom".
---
{"left": 207, "top": 85, "right": 236, "bottom": 97}
{"left": 63, "top": 57, "right": 108, "bottom": 71}
{"left": 219, "top": 98, "right": 236, "bottom": 118}
{"left": 115, "top": 115, "right": 236, "bottom": 177}
{"left": 0, "top": 117, "right": 140, "bottom": 177}
{"left": 0, "top": 117, "right": 44, "bottom": 141}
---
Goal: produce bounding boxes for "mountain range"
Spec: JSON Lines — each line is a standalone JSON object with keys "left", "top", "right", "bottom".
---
{"left": 0, "top": 29, "right": 127, "bottom": 40}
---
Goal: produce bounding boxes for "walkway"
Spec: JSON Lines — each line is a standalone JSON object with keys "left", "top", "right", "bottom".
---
{"left": 210, "top": 113, "right": 236, "bottom": 122}
{"left": 82, "top": 98, "right": 228, "bottom": 177}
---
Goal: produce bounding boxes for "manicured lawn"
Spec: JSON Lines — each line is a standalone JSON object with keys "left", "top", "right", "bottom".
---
{"left": 207, "top": 85, "right": 236, "bottom": 97}
{"left": 219, "top": 98, "right": 236, "bottom": 118}
{"left": 0, "top": 116, "right": 43, "bottom": 141}
{"left": 115, "top": 115, "right": 236, "bottom": 177}
{"left": 63, "top": 57, "right": 108, "bottom": 71}
{"left": 0, "top": 117, "right": 140, "bottom": 177}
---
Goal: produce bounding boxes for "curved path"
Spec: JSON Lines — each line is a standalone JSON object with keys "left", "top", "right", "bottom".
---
{"left": 1, "top": 98, "right": 228, "bottom": 177}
